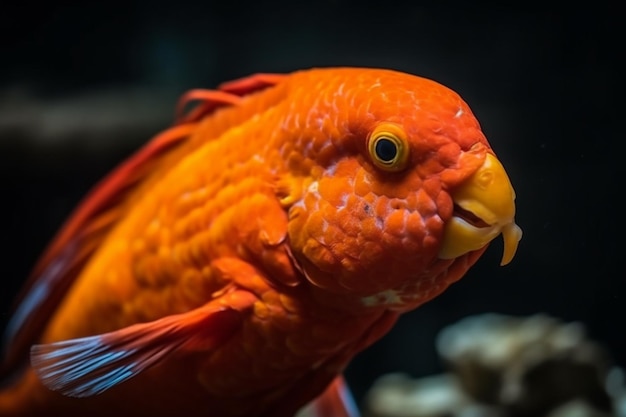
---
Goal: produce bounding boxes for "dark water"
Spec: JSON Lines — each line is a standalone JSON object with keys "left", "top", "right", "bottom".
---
{"left": 0, "top": 2, "right": 620, "bottom": 408}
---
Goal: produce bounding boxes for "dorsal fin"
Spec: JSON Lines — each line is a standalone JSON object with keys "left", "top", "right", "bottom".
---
{"left": 218, "top": 73, "right": 286, "bottom": 96}
{"left": 1, "top": 72, "right": 286, "bottom": 377}
{"left": 176, "top": 73, "right": 286, "bottom": 124}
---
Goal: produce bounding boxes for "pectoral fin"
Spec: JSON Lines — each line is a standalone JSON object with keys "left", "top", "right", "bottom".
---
{"left": 30, "top": 293, "right": 254, "bottom": 398}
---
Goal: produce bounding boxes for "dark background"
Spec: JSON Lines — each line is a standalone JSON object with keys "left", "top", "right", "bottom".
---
{"left": 0, "top": 2, "right": 621, "bottom": 407}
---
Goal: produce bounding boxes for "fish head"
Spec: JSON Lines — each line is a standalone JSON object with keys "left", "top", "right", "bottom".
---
{"left": 283, "top": 68, "right": 521, "bottom": 310}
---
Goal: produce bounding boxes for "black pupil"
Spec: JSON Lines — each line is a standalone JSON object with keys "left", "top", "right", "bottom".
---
{"left": 375, "top": 138, "right": 398, "bottom": 162}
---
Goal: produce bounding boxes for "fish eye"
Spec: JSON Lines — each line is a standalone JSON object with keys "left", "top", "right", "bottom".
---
{"left": 367, "top": 123, "right": 409, "bottom": 171}
{"left": 374, "top": 138, "right": 398, "bottom": 162}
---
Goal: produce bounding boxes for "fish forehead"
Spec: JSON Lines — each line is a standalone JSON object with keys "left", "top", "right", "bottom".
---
{"left": 284, "top": 67, "right": 485, "bottom": 153}
{"left": 274, "top": 68, "right": 486, "bottom": 187}
{"left": 289, "top": 67, "right": 467, "bottom": 115}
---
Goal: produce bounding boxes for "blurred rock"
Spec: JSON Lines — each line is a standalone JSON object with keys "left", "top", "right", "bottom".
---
{"left": 365, "top": 373, "right": 473, "bottom": 417}
{"left": 364, "top": 372, "right": 507, "bottom": 417}
{"left": 436, "top": 314, "right": 614, "bottom": 416}
{"left": 547, "top": 400, "right": 612, "bottom": 417}
{"left": 363, "top": 314, "right": 623, "bottom": 417}
{"left": 607, "top": 368, "right": 626, "bottom": 417}
{"left": 295, "top": 403, "right": 317, "bottom": 417}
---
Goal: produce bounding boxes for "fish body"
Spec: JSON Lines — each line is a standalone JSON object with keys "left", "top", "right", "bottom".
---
{"left": 0, "top": 67, "right": 521, "bottom": 416}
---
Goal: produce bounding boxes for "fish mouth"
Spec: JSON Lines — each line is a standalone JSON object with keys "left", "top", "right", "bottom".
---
{"left": 439, "top": 153, "right": 523, "bottom": 266}
{"left": 452, "top": 204, "right": 490, "bottom": 228}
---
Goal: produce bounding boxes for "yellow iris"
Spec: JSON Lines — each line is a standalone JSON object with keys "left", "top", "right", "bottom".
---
{"left": 367, "top": 123, "right": 409, "bottom": 171}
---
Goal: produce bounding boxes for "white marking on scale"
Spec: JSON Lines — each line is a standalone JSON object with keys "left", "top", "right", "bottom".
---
{"left": 361, "top": 289, "right": 404, "bottom": 306}
{"left": 325, "top": 162, "right": 337, "bottom": 176}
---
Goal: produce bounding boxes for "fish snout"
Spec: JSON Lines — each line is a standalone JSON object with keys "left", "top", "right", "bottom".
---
{"left": 438, "top": 153, "right": 522, "bottom": 265}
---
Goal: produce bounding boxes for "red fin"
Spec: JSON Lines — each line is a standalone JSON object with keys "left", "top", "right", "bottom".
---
{"left": 175, "top": 89, "right": 242, "bottom": 124}
{"left": 176, "top": 73, "right": 286, "bottom": 125}
{"left": 30, "top": 300, "right": 249, "bottom": 398}
{"left": 311, "top": 375, "right": 361, "bottom": 417}
{"left": 218, "top": 73, "right": 286, "bottom": 96}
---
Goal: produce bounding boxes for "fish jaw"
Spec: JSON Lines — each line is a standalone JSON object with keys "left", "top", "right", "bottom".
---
{"left": 439, "top": 153, "right": 522, "bottom": 265}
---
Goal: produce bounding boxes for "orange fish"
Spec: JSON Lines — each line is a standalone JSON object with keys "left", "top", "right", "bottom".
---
{"left": 0, "top": 67, "right": 522, "bottom": 417}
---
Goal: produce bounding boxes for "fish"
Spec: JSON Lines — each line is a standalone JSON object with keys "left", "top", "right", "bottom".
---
{"left": 0, "top": 67, "right": 522, "bottom": 417}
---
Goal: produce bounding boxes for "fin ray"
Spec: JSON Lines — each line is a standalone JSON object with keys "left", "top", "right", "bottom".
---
{"left": 30, "top": 304, "right": 247, "bottom": 397}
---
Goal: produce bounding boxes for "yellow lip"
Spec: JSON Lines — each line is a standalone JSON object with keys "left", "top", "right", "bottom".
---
{"left": 439, "top": 153, "right": 522, "bottom": 265}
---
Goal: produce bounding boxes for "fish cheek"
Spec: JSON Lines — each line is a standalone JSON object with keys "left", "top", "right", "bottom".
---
{"left": 287, "top": 200, "right": 342, "bottom": 292}
{"left": 286, "top": 173, "right": 390, "bottom": 294}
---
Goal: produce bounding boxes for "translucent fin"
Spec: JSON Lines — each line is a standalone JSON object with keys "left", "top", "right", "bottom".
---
{"left": 30, "top": 306, "right": 243, "bottom": 397}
